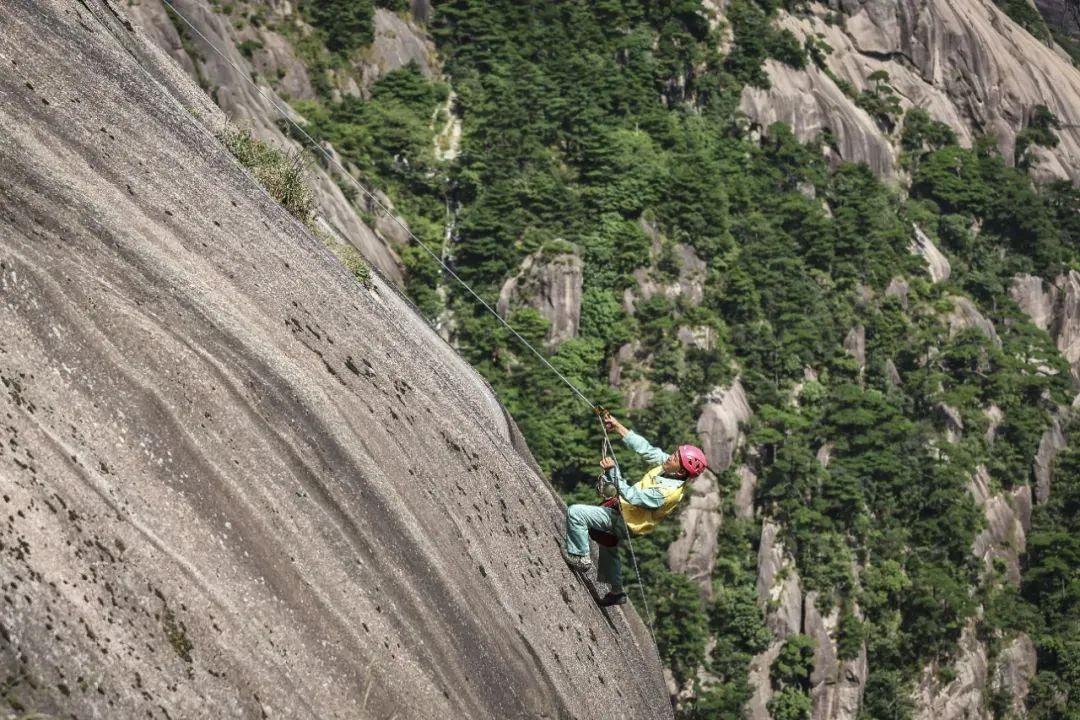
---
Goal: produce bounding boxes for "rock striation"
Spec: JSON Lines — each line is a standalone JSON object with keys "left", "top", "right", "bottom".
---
{"left": 126, "top": 0, "right": 407, "bottom": 282}
{"left": 0, "top": 2, "right": 672, "bottom": 718}
{"left": 1011, "top": 270, "right": 1080, "bottom": 387}
{"left": 741, "top": 0, "right": 1080, "bottom": 181}
{"left": 497, "top": 246, "right": 584, "bottom": 345}
{"left": 696, "top": 380, "right": 753, "bottom": 472}
{"left": 668, "top": 470, "right": 723, "bottom": 598}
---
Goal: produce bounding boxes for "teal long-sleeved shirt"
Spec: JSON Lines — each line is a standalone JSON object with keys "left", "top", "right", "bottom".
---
{"left": 605, "top": 430, "right": 685, "bottom": 508}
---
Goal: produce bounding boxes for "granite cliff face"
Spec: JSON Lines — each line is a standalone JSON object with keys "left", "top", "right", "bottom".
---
{"left": 0, "top": 2, "right": 671, "bottom": 718}
{"left": 740, "top": 0, "right": 1080, "bottom": 181}
{"left": 124, "top": 0, "right": 430, "bottom": 283}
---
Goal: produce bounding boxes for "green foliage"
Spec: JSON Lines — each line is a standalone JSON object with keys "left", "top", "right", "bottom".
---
{"left": 217, "top": 125, "right": 317, "bottom": 229}
{"left": 299, "top": 0, "right": 374, "bottom": 56}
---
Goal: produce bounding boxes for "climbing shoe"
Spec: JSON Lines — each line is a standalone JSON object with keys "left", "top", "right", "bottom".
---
{"left": 599, "top": 592, "right": 627, "bottom": 607}
{"left": 564, "top": 554, "right": 592, "bottom": 573}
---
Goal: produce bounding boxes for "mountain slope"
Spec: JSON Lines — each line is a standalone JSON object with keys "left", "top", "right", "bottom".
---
{"left": 0, "top": 1, "right": 670, "bottom": 717}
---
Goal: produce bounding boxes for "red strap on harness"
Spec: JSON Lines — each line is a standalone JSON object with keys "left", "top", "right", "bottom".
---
{"left": 589, "top": 497, "right": 621, "bottom": 547}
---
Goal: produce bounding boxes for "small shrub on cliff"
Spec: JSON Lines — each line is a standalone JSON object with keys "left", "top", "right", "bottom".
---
{"left": 218, "top": 125, "right": 317, "bottom": 229}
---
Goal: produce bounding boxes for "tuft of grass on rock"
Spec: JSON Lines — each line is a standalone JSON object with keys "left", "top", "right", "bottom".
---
{"left": 330, "top": 241, "right": 373, "bottom": 288}
{"left": 217, "top": 125, "right": 373, "bottom": 289}
{"left": 217, "top": 125, "right": 317, "bottom": 229}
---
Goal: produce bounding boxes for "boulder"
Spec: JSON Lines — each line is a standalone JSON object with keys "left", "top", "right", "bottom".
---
{"left": 697, "top": 380, "right": 753, "bottom": 472}
{"left": 669, "top": 470, "right": 723, "bottom": 598}
{"left": 937, "top": 403, "right": 964, "bottom": 443}
{"left": 910, "top": 226, "right": 951, "bottom": 284}
{"left": 885, "top": 277, "right": 910, "bottom": 308}
{"left": 497, "top": 246, "right": 584, "bottom": 345}
{"left": 1034, "top": 415, "right": 1068, "bottom": 503}
{"left": 984, "top": 405, "right": 1004, "bottom": 444}
{"left": 734, "top": 465, "right": 758, "bottom": 519}
{"left": 968, "top": 466, "right": 1025, "bottom": 584}
{"left": 884, "top": 358, "right": 902, "bottom": 387}
{"left": 804, "top": 593, "right": 868, "bottom": 720}
{"left": 1011, "top": 270, "right": 1080, "bottom": 385}
{"left": 757, "top": 522, "right": 803, "bottom": 638}
{"left": 1053, "top": 269, "right": 1080, "bottom": 385}
{"left": 843, "top": 325, "right": 866, "bottom": 369}
{"left": 627, "top": 220, "right": 708, "bottom": 311}
{"left": 1010, "top": 273, "right": 1057, "bottom": 332}
{"left": 947, "top": 296, "right": 1001, "bottom": 348}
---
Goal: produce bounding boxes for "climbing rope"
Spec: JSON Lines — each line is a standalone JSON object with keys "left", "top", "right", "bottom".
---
{"left": 159, "top": 0, "right": 657, "bottom": 643}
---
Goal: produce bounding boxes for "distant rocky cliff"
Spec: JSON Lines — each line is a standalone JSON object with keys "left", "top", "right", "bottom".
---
{"left": 0, "top": 1, "right": 671, "bottom": 717}
{"left": 738, "top": 0, "right": 1080, "bottom": 182}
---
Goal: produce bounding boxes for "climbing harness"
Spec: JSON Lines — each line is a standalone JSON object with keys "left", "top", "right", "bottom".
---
{"left": 159, "top": 0, "right": 658, "bottom": 642}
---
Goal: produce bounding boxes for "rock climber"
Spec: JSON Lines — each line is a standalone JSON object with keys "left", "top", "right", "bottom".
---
{"left": 564, "top": 411, "right": 708, "bottom": 606}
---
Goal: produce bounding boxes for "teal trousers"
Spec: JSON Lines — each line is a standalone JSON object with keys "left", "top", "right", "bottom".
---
{"left": 565, "top": 504, "right": 627, "bottom": 589}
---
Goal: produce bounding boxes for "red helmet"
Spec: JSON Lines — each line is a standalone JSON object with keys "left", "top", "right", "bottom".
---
{"left": 677, "top": 445, "right": 707, "bottom": 478}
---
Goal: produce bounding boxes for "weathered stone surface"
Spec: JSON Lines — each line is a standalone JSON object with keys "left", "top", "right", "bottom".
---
{"left": 937, "top": 403, "right": 964, "bottom": 443}
{"left": 817, "top": 442, "right": 834, "bottom": 468}
{"left": 748, "top": 522, "right": 805, "bottom": 720}
{"left": 746, "top": 641, "right": 784, "bottom": 720}
{"left": 884, "top": 358, "right": 902, "bottom": 387}
{"left": 757, "top": 522, "right": 803, "bottom": 638}
{"left": 885, "top": 276, "right": 910, "bottom": 308}
{"left": 1035, "top": 414, "right": 1068, "bottom": 503}
{"left": 1053, "top": 269, "right": 1080, "bottom": 385}
{"left": 627, "top": 220, "right": 708, "bottom": 311}
{"left": 984, "top": 404, "right": 1004, "bottom": 443}
{"left": 755, "top": 0, "right": 1080, "bottom": 181}
{"left": 497, "top": 247, "right": 584, "bottom": 344}
{"left": 910, "top": 226, "right": 951, "bottom": 283}
{"left": 991, "top": 634, "right": 1038, "bottom": 717}
{"left": 697, "top": 380, "right": 753, "bottom": 472}
{"left": 1010, "top": 273, "right": 1057, "bottom": 332}
{"left": 914, "top": 622, "right": 989, "bottom": 720}
{"left": 678, "top": 324, "right": 718, "bottom": 351}
{"left": 127, "top": 0, "right": 405, "bottom": 284}
{"left": 948, "top": 296, "right": 1001, "bottom": 347}
{"left": 843, "top": 325, "right": 866, "bottom": 369}
{"left": 1012, "top": 270, "right": 1080, "bottom": 385}
{"left": 359, "top": 8, "right": 436, "bottom": 90}
{"left": 740, "top": 59, "right": 897, "bottom": 177}
{"left": 734, "top": 465, "right": 758, "bottom": 519}
{"left": 669, "top": 470, "right": 722, "bottom": 597}
{"left": 0, "top": 3, "right": 672, "bottom": 718}
{"left": 968, "top": 466, "right": 1025, "bottom": 584}
{"left": 804, "top": 593, "right": 867, "bottom": 720}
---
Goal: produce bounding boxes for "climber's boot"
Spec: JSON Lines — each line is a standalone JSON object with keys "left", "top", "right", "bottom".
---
{"left": 564, "top": 553, "right": 592, "bottom": 574}
{"left": 599, "top": 591, "right": 627, "bottom": 607}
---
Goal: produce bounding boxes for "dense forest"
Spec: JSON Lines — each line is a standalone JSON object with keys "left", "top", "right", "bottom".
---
{"left": 277, "top": 0, "right": 1079, "bottom": 717}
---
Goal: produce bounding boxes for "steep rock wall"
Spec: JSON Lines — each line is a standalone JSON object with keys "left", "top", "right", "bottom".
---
{"left": 125, "top": 0, "right": 407, "bottom": 282}
{"left": 0, "top": 2, "right": 671, "bottom": 718}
